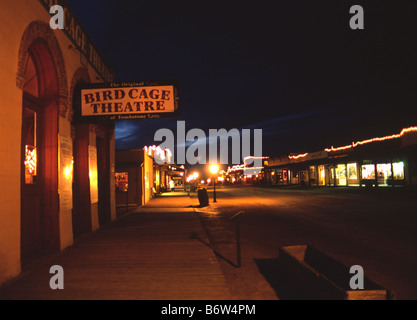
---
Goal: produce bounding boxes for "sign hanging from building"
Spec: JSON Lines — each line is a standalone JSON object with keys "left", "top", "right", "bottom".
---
{"left": 78, "top": 81, "right": 180, "bottom": 120}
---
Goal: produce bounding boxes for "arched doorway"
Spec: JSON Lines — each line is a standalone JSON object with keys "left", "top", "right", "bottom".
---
{"left": 21, "top": 49, "right": 43, "bottom": 260}
{"left": 18, "top": 22, "right": 67, "bottom": 264}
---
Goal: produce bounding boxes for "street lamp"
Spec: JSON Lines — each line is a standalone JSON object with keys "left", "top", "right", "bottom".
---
{"left": 210, "top": 165, "right": 219, "bottom": 202}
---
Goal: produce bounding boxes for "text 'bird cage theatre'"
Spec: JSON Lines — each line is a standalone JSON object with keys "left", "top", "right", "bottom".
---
{"left": 0, "top": 0, "right": 117, "bottom": 285}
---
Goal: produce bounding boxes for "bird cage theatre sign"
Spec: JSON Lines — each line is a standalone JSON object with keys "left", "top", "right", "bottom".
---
{"left": 77, "top": 82, "right": 180, "bottom": 120}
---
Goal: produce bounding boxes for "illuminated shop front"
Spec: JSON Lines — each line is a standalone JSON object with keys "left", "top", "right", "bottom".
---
{"left": 115, "top": 149, "right": 154, "bottom": 208}
{"left": 143, "top": 145, "right": 186, "bottom": 192}
{"left": 267, "top": 168, "right": 294, "bottom": 185}
{"left": 347, "top": 163, "right": 359, "bottom": 185}
{"left": 361, "top": 161, "right": 405, "bottom": 186}
{"left": 335, "top": 164, "right": 347, "bottom": 186}
{"left": 309, "top": 166, "right": 317, "bottom": 185}
{"left": 272, "top": 169, "right": 290, "bottom": 185}
{"left": 166, "top": 165, "right": 186, "bottom": 191}
{"left": 263, "top": 126, "right": 417, "bottom": 188}
{"left": 318, "top": 165, "right": 326, "bottom": 186}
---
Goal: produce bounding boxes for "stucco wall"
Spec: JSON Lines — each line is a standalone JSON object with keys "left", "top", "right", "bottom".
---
{"left": 0, "top": 0, "right": 115, "bottom": 285}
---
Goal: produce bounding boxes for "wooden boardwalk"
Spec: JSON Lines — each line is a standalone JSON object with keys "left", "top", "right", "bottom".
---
{"left": 0, "top": 196, "right": 233, "bottom": 300}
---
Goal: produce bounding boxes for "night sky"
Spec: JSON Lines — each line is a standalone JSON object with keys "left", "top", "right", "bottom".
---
{"left": 68, "top": 0, "right": 417, "bottom": 165}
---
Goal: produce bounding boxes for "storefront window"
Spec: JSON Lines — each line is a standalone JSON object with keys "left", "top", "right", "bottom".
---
{"left": 23, "top": 108, "right": 37, "bottom": 184}
{"left": 393, "top": 162, "right": 404, "bottom": 180}
{"left": 283, "top": 170, "right": 288, "bottom": 182}
{"left": 318, "top": 165, "right": 326, "bottom": 185}
{"left": 361, "top": 164, "right": 375, "bottom": 180}
{"left": 347, "top": 163, "right": 357, "bottom": 180}
{"left": 336, "top": 164, "right": 347, "bottom": 186}
{"left": 377, "top": 163, "right": 392, "bottom": 184}
{"left": 24, "top": 145, "right": 37, "bottom": 184}
{"left": 276, "top": 169, "right": 282, "bottom": 183}
{"left": 309, "top": 166, "right": 316, "bottom": 179}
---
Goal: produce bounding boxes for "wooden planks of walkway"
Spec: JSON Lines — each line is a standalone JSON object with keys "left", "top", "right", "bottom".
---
{"left": 0, "top": 196, "right": 233, "bottom": 300}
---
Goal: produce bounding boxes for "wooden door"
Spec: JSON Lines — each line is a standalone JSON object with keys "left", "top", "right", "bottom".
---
{"left": 21, "top": 101, "right": 43, "bottom": 261}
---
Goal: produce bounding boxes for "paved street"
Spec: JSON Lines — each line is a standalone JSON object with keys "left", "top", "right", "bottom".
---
{"left": 193, "top": 185, "right": 417, "bottom": 300}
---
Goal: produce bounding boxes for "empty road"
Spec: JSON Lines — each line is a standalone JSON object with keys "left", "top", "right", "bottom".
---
{"left": 193, "top": 184, "right": 417, "bottom": 300}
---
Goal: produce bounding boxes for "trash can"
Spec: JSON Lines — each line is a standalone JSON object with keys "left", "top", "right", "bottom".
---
{"left": 197, "top": 188, "right": 209, "bottom": 206}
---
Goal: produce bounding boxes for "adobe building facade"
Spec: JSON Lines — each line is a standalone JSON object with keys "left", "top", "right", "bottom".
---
{"left": 115, "top": 147, "right": 186, "bottom": 208}
{"left": 0, "top": 1, "right": 116, "bottom": 286}
{"left": 115, "top": 149, "right": 154, "bottom": 208}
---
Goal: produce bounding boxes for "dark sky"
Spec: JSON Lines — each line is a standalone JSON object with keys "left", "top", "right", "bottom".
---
{"left": 68, "top": 0, "right": 417, "bottom": 164}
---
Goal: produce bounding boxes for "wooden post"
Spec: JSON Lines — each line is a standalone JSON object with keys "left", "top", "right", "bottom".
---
{"left": 236, "top": 220, "right": 241, "bottom": 267}
{"left": 126, "top": 188, "right": 128, "bottom": 213}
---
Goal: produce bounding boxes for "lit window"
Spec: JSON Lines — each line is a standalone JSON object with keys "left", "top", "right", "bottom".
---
{"left": 309, "top": 166, "right": 316, "bottom": 178}
{"left": 361, "top": 164, "right": 375, "bottom": 180}
{"left": 347, "top": 163, "right": 358, "bottom": 180}
{"left": 23, "top": 108, "right": 37, "bottom": 184}
{"left": 392, "top": 162, "right": 404, "bottom": 180}
{"left": 377, "top": 164, "right": 392, "bottom": 184}
{"left": 336, "top": 164, "right": 347, "bottom": 185}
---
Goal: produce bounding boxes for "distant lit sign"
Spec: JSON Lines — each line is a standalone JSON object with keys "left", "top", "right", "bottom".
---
{"left": 79, "top": 82, "right": 179, "bottom": 120}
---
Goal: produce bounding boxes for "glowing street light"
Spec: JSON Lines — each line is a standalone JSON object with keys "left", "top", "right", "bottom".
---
{"left": 210, "top": 165, "right": 219, "bottom": 175}
{"left": 209, "top": 164, "right": 219, "bottom": 202}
